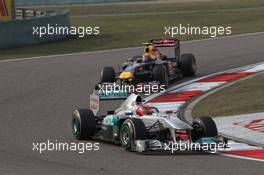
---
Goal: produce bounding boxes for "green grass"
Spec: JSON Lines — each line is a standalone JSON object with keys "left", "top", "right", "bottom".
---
{"left": 34, "top": 0, "right": 264, "bottom": 16}
{"left": 1, "top": 0, "right": 264, "bottom": 59}
{"left": 192, "top": 73, "right": 264, "bottom": 117}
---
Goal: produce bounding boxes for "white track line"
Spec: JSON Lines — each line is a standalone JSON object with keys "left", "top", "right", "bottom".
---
{"left": 0, "top": 31, "right": 264, "bottom": 63}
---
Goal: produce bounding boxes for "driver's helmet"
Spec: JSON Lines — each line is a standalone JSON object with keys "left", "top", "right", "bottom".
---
{"left": 143, "top": 46, "right": 154, "bottom": 62}
{"left": 144, "top": 45, "right": 155, "bottom": 56}
{"left": 143, "top": 45, "right": 161, "bottom": 61}
{"left": 136, "top": 104, "right": 154, "bottom": 116}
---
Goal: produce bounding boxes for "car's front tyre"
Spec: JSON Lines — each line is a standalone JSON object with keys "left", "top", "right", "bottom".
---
{"left": 72, "top": 109, "right": 96, "bottom": 140}
{"left": 191, "top": 116, "right": 218, "bottom": 142}
{"left": 153, "top": 65, "right": 169, "bottom": 88}
{"left": 100, "top": 66, "right": 115, "bottom": 83}
{"left": 120, "top": 118, "right": 147, "bottom": 151}
{"left": 180, "top": 54, "right": 196, "bottom": 77}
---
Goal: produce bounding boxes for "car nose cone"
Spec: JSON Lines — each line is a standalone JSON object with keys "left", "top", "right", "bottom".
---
{"left": 119, "top": 71, "right": 134, "bottom": 80}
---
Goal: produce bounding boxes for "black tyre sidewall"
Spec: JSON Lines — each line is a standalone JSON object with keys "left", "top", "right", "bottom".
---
{"left": 191, "top": 116, "right": 218, "bottom": 142}
{"left": 120, "top": 118, "right": 147, "bottom": 151}
{"left": 180, "top": 54, "right": 196, "bottom": 77}
{"left": 72, "top": 109, "right": 96, "bottom": 140}
{"left": 153, "top": 65, "right": 169, "bottom": 87}
{"left": 120, "top": 121, "right": 133, "bottom": 150}
{"left": 72, "top": 114, "right": 81, "bottom": 138}
{"left": 100, "top": 66, "right": 115, "bottom": 83}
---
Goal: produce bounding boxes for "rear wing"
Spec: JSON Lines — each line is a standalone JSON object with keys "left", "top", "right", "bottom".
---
{"left": 93, "top": 83, "right": 130, "bottom": 100}
{"left": 149, "top": 39, "right": 180, "bottom": 47}
{"left": 148, "top": 39, "right": 180, "bottom": 61}
{"left": 90, "top": 83, "right": 130, "bottom": 115}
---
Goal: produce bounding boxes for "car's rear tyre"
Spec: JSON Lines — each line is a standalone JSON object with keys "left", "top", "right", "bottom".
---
{"left": 100, "top": 66, "right": 115, "bottom": 83}
{"left": 191, "top": 116, "right": 218, "bottom": 142}
{"left": 153, "top": 65, "right": 169, "bottom": 88}
{"left": 120, "top": 118, "right": 147, "bottom": 151}
{"left": 180, "top": 54, "right": 196, "bottom": 77}
{"left": 72, "top": 109, "right": 96, "bottom": 140}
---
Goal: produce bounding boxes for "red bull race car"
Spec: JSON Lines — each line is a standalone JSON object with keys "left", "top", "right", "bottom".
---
{"left": 100, "top": 39, "right": 197, "bottom": 88}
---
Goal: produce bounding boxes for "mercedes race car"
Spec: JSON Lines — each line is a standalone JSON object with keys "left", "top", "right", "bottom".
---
{"left": 72, "top": 93, "right": 226, "bottom": 153}
{"left": 100, "top": 39, "right": 197, "bottom": 88}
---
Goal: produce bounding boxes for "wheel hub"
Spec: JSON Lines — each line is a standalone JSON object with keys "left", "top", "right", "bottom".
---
{"left": 121, "top": 127, "right": 130, "bottom": 145}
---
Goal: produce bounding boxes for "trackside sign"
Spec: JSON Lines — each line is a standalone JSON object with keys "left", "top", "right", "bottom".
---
{"left": 0, "top": 0, "right": 14, "bottom": 21}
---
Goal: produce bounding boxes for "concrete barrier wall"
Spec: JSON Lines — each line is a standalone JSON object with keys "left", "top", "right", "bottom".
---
{"left": 16, "top": 0, "right": 146, "bottom": 6}
{"left": 0, "top": 11, "right": 70, "bottom": 49}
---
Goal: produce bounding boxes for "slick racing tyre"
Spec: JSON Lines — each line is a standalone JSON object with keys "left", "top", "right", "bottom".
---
{"left": 72, "top": 109, "right": 96, "bottom": 140}
{"left": 191, "top": 116, "right": 218, "bottom": 142}
{"left": 120, "top": 118, "right": 147, "bottom": 151}
{"left": 100, "top": 66, "right": 115, "bottom": 83}
{"left": 153, "top": 65, "right": 169, "bottom": 88}
{"left": 180, "top": 54, "right": 196, "bottom": 77}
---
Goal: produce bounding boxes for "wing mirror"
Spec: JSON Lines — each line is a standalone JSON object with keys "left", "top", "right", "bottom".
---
{"left": 125, "top": 111, "right": 133, "bottom": 115}
{"left": 136, "top": 58, "right": 143, "bottom": 63}
{"left": 107, "top": 111, "right": 115, "bottom": 115}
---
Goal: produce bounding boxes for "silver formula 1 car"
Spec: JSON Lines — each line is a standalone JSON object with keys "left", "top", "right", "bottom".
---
{"left": 72, "top": 92, "right": 226, "bottom": 153}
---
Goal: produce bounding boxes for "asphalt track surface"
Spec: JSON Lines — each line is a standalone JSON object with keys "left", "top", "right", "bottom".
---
{"left": 1, "top": 33, "right": 264, "bottom": 175}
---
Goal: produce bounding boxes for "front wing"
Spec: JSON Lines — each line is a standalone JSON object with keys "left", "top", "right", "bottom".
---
{"left": 131, "top": 136, "right": 227, "bottom": 153}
